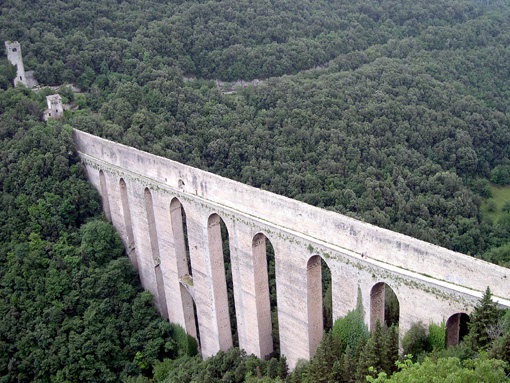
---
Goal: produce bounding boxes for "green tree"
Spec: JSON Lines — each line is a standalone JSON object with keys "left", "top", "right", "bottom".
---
{"left": 379, "top": 354, "right": 510, "bottom": 383}
{"left": 427, "top": 321, "right": 446, "bottom": 351}
{"left": 332, "top": 309, "right": 370, "bottom": 355}
{"left": 357, "top": 320, "right": 384, "bottom": 381}
{"left": 333, "top": 289, "right": 369, "bottom": 354}
{"left": 307, "top": 332, "right": 340, "bottom": 383}
{"left": 402, "top": 322, "right": 431, "bottom": 361}
{"left": 80, "top": 220, "right": 124, "bottom": 266}
{"left": 465, "top": 287, "right": 500, "bottom": 351}
{"left": 341, "top": 346, "right": 356, "bottom": 383}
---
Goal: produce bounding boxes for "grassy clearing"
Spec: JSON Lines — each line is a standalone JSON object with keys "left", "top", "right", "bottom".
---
{"left": 481, "top": 184, "right": 510, "bottom": 221}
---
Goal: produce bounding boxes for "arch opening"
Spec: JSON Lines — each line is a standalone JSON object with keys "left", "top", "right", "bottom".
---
{"left": 181, "top": 204, "right": 192, "bottom": 276}
{"left": 170, "top": 198, "right": 198, "bottom": 341}
{"left": 446, "top": 313, "right": 469, "bottom": 347}
{"left": 99, "top": 170, "right": 111, "bottom": 221}
{"left": 170, "top": 198, "right": 192, "bottom": 276}
{"left": 207, "top": 213, "right": 237, "bottom": 350}
{"left": 180, "top": 284, "right": 201, "bottom": 347}
{"left": 322, "top": 260, "right": 333, "bottom": 333}
{"left": 120, "top": 178, "right": 137, "bottom": 270}
{"left": 252, "top": 233, "right": 279, "bottom": 358}
{"left": 370, "top": 282, "right": 399, "bottom": 331}
{"left": 144, "top": 188, "right": 168, "bottom": 319}
{"left": 307, "top": 255, "right": 332, "bottom": 357}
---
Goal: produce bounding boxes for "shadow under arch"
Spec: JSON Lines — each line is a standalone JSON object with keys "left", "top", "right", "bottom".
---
{"left": 144, "top": 187, "right": 169, "bottom": 319}
{"left": 99, "top": 170, "right": 111, "bottom": 221}
{"left": 179, "top": 283, "right": 201, "bottom": 348}
{"left": 370, "top": 282, "right": 399, "bottom": 331}
{"left": 170, "top": 197, "right": 192, "bottom": 277}
{"left": 446, "top": 312, "right": 469, "bottom": 347}
{"left": 170, "top": 197, "right": 199, "bottom": 343}
{"left": 252, "top": 232, "right": 278, "bottom": 358}
{"left": 307, "top": 254, "right": 332, "bottom": 357}
{"left": 119, "top": 178, "right": 138, "bottom": 270}
{"left": 207, "top": 213, "right": 237, "bottom": 349}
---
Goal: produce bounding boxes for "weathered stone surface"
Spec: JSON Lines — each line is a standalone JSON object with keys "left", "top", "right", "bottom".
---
{"left": 4, "top": 41, "right": 38, "bottom": 88}
{"left": 43, "top": 94, "right": 64, "bottom": 121}
{"left": 74, "top": 129, "right": 510, "bottom": 368}
{"left": 5, "top": 41, "right": 26, "bottom": 87}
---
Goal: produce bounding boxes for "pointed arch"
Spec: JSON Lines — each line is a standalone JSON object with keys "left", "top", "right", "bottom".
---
{"left": 170, "top": 198, "right": 192, "bottom": 276}
{"left": 170, "top": 197, "right": 198, "bottom": 341}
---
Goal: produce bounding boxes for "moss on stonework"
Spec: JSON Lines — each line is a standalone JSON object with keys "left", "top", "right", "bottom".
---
{"left": 181, "top": 275, "right": 193, "bottom": 286}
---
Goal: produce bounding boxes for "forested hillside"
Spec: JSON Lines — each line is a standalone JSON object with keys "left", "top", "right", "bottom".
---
{"left": 4, "top": 0, "right": 509, "bottom": 260}
{"left": 0, "top": 89, "right": 203, "bottom": 381}
{"left": 2, "top": 0, "right": 510, "bottom": 381}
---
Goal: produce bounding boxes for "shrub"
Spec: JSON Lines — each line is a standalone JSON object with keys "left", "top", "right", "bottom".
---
{"left": 428, "top": 321, "right": 446, "bottom": 351}
{"left": 402, "top": 322, "right": 431, "bottom": 360}
{"left": 332, "top": 309, "right": 369, "bottom": 354}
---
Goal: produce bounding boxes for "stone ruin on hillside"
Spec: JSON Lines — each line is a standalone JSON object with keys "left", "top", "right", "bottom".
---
{"left": 43, "top": 94, "right": 64, "bottom": 121}
{"left": 4, "top": 41, "right": 39, "bottom": 88}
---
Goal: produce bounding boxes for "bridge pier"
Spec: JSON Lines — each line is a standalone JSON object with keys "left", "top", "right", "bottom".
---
{"left": 272, "top": 239, "right": 311, "bottom": 364}
{"left": 228, "top": 223, "right": 273, "bottom": 359}
{"left": 150, "top": 192, "right": 188, "bottom": 327}
{"left": 183, "top": 203, "right": 227, "bottom": 358}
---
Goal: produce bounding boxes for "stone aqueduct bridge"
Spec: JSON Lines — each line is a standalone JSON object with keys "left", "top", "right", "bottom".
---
{"left": 74, "top": 130, "right": 510, "bottom": 368}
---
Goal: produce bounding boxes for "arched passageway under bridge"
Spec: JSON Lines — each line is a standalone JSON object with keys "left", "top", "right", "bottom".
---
{"left": 370, "top": 282, "right": 399, "bottom": 332}
{"left": 446, "top": 313, "right": 469, "bottom": 347}
{"left": 307, "top": 255, "right": 332, "bottom": 357}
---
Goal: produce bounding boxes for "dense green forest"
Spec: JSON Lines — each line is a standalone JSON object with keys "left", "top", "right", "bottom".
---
{"left": 4, "top": 0, "right": 510, "bottom": 261}
{"left": 2, "top": 0, "right": 510, "bottom": 381}
{"left": 0, "top": 90, "right": 205, "bottom": 381}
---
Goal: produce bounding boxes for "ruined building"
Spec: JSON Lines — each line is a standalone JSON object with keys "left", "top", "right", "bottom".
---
{"left": 43, "top": 94, "right": 64, "bottom": 121}
{"left": 4, "top": 41, "right": 38, "bottom": 88}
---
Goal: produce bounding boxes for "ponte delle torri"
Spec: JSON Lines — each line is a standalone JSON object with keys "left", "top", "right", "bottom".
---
{"left": 73, "top": 129, "right": 510, "bottom": 368}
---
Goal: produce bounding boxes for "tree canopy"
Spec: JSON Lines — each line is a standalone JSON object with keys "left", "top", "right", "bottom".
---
{"left": 2, "top": 0, "right": 510, "bottom": 381}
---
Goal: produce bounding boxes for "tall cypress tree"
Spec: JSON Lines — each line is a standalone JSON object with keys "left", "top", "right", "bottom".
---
{"left": 308, "top": 332, "right": 339, "bottom": 383}
{"left": 356, "top": 320, "right": 383, "bottom": 381}
{"left": 465, "top": 287, "right": 500, "bottom": 351}
{"left": 383, "top": 325, "right": 399, "bottom": 375}
{"left": 341, "top": 346, "right": 356, "bottom": 383}
{"left": 277, "top": 355, "right": 288, "bottom": 379}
